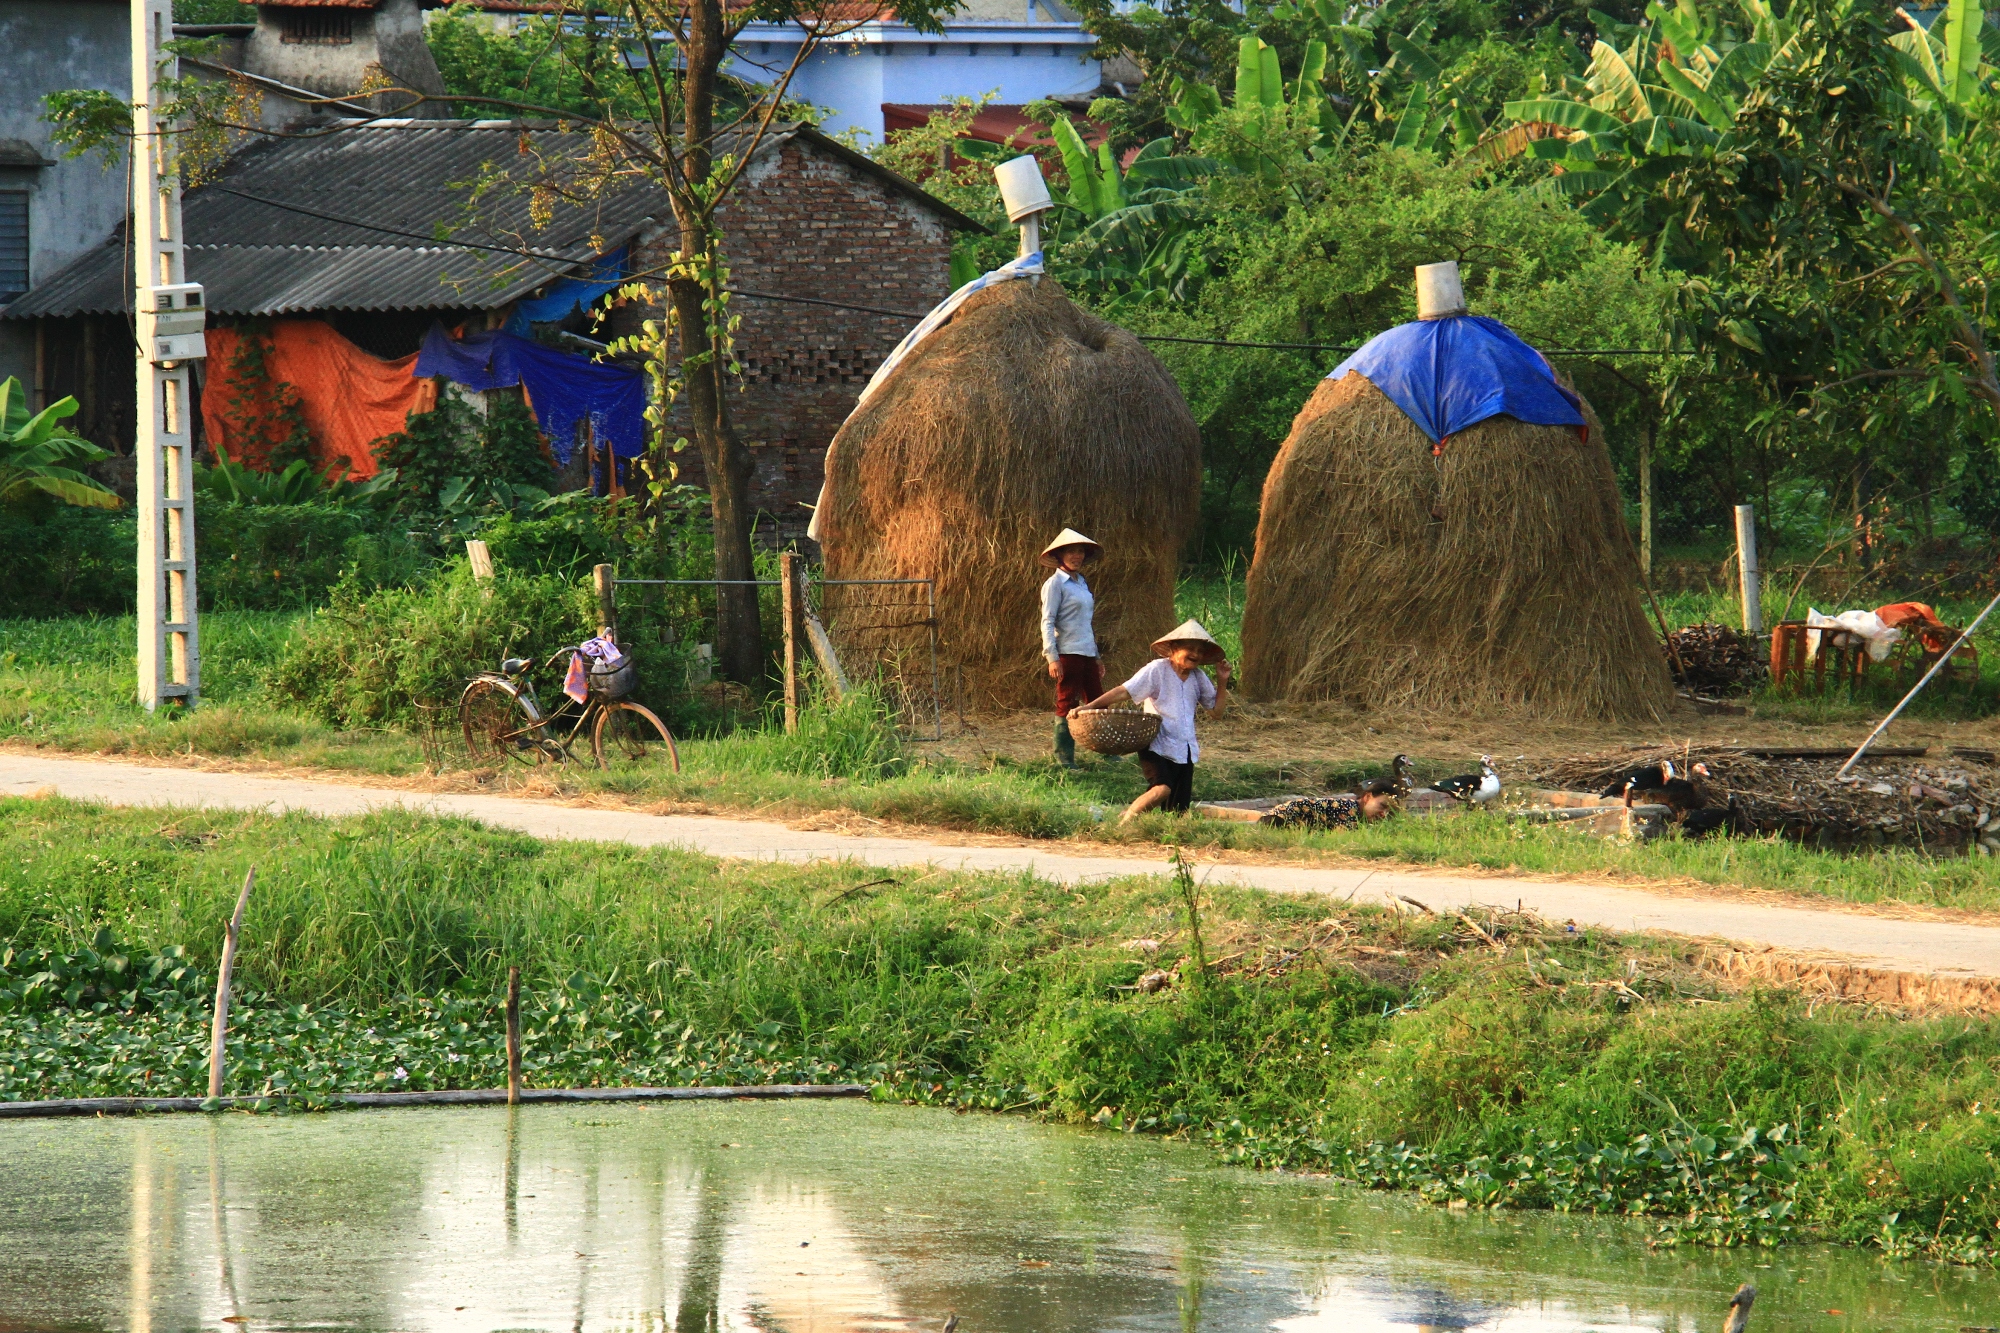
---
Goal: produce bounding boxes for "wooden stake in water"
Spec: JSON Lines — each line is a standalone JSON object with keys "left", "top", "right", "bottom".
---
{"left": 206, "top": 868, "right": 255, "bottom": 1100}
{"left": 1724, "top": 1283, "right": 1755, "bottom": 1333}
{"left": 506, "top": 967, "right": 522, "bottom": 1105}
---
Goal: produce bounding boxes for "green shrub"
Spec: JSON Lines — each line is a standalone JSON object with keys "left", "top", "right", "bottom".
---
{"left": 267, "top": 563, "right": 596, "bottom": 727}
{"left": 195, "top": 501, "right": 377, "bottom": 609}
{"left": 0, "top": 502, "right": 136, "bottom": 616}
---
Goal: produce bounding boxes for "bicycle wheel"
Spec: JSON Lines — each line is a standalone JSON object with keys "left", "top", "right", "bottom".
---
{"left": 591, "top": 700, "right": 681, "bottom": 771}
{"left": 461, "top": 679, "right": 547, "bottom": 765}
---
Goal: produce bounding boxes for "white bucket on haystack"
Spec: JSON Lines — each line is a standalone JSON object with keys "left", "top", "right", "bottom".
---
{"left": 995, "top": 155, "right": 1054, "bottom": 256}
{"left": 1416, "top": 261, "right": 1467, "bottom": 319}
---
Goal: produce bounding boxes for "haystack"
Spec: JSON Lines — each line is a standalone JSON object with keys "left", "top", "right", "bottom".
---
{"left": 1239, "top": 305, "right": 1670, "bottom": 721}
{"left": 815, "top": 277, "right": 1200, "bottom": 711}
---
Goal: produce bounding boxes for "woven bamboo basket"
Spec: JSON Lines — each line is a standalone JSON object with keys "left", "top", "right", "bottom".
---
{"left": 1067, "top": 708, "right": 1161, "bottom": 756}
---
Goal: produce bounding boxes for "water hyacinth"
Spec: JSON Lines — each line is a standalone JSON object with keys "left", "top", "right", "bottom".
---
{"left": 0, "top": 990, "right": 853, "bottom": 1105}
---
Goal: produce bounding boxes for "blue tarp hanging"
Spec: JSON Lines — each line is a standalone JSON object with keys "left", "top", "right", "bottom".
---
{"left": 503, "top": 248, "right": 628, "bottom": 335}
{"left": 1326, "top": 315, "right": 1585, "bottom": 444}
{"left": 414, "top": 324, "right": 647, "bottom": 465}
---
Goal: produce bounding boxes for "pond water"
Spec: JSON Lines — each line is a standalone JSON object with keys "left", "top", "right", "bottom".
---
{"left": 1, "top": 1100, "right": 1993, "bottom": 1332}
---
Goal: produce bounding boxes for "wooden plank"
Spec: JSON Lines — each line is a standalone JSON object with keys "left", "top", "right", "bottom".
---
{"left": 0, "top": 1083, "right": 872, "bottom": 1120}
{"left": 1736, "top": 746, "right": 1928, "bottom": 760}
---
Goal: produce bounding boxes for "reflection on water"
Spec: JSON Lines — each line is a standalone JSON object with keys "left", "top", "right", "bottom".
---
{"left": 0, "top": 1100, "right": 1991, "bottom": 1332}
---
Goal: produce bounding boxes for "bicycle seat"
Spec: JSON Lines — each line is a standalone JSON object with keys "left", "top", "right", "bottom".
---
{"left": 499, "top": 657, "right": 531, "bottom": 676}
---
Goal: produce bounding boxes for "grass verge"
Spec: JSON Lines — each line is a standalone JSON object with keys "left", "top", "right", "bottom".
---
{"left": 5, "top": 796, "right": 2000, "bottom": 1262}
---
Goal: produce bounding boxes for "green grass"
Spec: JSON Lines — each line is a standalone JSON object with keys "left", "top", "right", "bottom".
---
{"left": 7, "top": 796, "right": 2000, "bottom": 1261}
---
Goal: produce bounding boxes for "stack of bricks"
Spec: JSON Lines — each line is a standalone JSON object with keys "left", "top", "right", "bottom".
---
{"left": 626, "top": 137, "right": 959, "bottom": 546}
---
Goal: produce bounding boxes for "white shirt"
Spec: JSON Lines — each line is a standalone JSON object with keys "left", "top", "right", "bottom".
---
{"left": 1122, "top": 657, "right": 1217, "bottom": 764}
{"left": 1040, "top": 570, "right": 1097, "bottom": 660}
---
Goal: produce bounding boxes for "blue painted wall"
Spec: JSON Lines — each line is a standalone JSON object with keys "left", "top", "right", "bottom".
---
{"left": 736, "top": 22, "right": 1100, "bottom": 145}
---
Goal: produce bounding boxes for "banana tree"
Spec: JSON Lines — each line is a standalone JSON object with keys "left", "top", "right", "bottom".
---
{"left": 1486, "top": 0, "right": 1803, "bottom": 248}
{"left": 1049, "top": 118, "right": 1217, "bottom": 301}
{"left": 1888, "top": 0, "right": 1994, "bottom": 142}
{"left": 0, "top": 377, "right": 118, "bottom": 509}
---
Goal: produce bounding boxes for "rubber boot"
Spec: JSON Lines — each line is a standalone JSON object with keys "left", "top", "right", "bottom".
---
{"left": 1054, "top": 717, "right": 1077, "bottom": 768}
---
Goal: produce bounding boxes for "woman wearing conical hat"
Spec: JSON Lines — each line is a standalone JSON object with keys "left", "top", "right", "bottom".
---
{"left": 1083, "top": 620, "right": 1231, "bottom": 823}
{"left": 1040, "top": 528, "right": 1103, "bottom": 768}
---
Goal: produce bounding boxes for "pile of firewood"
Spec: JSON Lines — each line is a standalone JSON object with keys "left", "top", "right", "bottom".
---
{"left": 1663, "top": 623, "right": 1765, "bottom": 695}
{"left": 1529, "top": 745, "right": 2000, "bottom": 850}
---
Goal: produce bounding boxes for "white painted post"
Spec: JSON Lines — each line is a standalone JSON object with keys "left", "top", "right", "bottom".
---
{"left": 133, "top": 0, "right": 203, "bottom": 709}
{"left": 1734, "top": 503, "right": 1762, "bottom": 634}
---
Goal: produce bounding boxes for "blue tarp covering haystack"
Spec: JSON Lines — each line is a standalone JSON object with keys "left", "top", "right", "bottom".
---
{"left": 1238, "top": 309, "right": 1672, "bottom": 721}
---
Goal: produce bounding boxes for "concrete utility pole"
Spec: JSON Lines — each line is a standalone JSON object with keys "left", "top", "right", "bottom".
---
{"left": 132, "top": 0, "right": 206, "bottom": 709}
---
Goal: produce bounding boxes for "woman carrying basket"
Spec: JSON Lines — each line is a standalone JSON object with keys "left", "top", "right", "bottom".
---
{"left": 1082, "top": 620, "right": 1230, "bottom": 823}
{"left": 1041, "top": 528, "right": 1104, "bottom": 768}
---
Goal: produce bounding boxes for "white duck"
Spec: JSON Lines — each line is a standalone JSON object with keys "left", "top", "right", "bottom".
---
{"left": 1432, "top": 755, "right": 1501, "bottom": 807}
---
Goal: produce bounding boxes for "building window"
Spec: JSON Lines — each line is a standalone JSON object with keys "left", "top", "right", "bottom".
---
{"left": 0, "top": 194, "right": 26, "bottom": 304}
{"left": 279, "top": 9, "right": 355, "bottom": 44}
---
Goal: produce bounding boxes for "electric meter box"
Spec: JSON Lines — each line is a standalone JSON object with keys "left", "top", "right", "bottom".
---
{"left": 138, "top": 283, "right": 207, "bottom": 363}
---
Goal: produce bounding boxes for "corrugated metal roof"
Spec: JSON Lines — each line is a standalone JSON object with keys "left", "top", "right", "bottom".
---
{"left": 7, "top": 120, "right": 976, "bottom": 320}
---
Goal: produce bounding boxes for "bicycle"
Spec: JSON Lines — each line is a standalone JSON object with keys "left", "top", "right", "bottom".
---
{"left": 459, "top": 644, "right": 680, "bottom": 771}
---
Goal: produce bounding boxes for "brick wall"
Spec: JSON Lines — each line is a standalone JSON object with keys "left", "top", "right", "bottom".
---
{"left": 624, "top": 136, "right": 957, "bottom": 546}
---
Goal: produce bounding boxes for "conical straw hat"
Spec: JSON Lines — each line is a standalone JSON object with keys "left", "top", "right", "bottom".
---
{"left": 1039, "top": 528, "right": 1103, "bottom": 568}
{"left": 1151, "top": 619, "right": 1225, "bottom": 664}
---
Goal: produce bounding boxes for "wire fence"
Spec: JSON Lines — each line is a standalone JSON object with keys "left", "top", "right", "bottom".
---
{"left": 614, "top": 574, "right": 948, "bottom": 739}
{"left": 812, "top": 577, "right": 945, "bottom": 741}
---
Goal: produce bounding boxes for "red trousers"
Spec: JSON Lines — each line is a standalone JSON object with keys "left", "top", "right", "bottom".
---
{"left": 1054, "top": 654, "right": 1103, "bottom": 717}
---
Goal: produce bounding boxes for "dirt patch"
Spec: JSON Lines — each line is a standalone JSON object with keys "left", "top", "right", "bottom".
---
{"left": 936, "top": 698, "right": 2000, "bottom": 772}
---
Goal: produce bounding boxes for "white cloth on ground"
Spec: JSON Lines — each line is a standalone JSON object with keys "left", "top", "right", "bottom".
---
{"left": 1121, "top": 657, "right": 1217, "bottom": 765}
{"left": 1040, "top": 569, "right": 1097, "bottom": 661}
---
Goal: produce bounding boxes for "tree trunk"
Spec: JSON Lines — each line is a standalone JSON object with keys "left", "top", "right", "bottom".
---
{"left": 672, "top": 0, "right": 764, "bottom": 687}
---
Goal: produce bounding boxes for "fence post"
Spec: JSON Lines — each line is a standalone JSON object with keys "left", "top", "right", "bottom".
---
{"left": 780, "top": 552, "right": 803, "bottom": 735}
{"left": 593, "top": 564, "right": 617, "bottom": 642}
{"left": 466, "top": 541, "right": 494, "bottom": 601}
{"left": 1734, "top": 504, "right": 1762, "bottom": 634}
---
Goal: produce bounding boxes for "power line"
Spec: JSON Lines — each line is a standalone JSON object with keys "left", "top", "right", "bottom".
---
{"left": 205, "top": 185, "right": 1684, "bottom": 357}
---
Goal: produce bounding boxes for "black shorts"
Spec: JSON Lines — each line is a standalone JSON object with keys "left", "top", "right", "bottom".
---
{"left": 1138, "top": 749, "right": 1196, "bottom": 812}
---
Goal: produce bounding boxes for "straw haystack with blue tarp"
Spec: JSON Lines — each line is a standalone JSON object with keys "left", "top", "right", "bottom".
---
{"left": 1239, "top": 263, "right": 1670, "bottom": 721}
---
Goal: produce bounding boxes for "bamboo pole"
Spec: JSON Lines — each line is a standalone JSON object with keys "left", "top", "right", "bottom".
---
{"left": 506, "top": 966, "right": 522, "bottom": 1105}
{"left": 1837, "top": 586, "right": 2000, "bottom": 778}
{"left": 206, "top": 868, "right": 255, "bottom": 1100}
{"left": 1638, "top": 423, "right": 1653, "bottom": 581}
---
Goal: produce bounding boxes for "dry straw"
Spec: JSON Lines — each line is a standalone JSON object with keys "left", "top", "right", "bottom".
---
{"left": 1239, "top": 372, "right": 1671, "bottom": 721}
{"left": 817, "top": 278, "right": 1201, "bottom": 710}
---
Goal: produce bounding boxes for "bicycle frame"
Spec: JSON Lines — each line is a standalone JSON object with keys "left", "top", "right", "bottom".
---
{"left": 473, "top": 650, "right": 600, "bottom": 764}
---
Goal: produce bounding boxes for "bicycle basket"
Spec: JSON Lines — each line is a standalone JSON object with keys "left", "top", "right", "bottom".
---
{"left": 586, "top": 653, "right": 637, "bottom": 700}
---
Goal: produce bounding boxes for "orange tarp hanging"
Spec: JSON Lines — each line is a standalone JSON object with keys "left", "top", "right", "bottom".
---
{"left": 202, "top": 320, "right": 436, "bottom": 478}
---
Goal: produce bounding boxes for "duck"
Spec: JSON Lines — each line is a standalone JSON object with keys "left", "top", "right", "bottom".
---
{"left": 1626, "top": 761, "right": 1713, "bottom": 816}
{"left": 1432, "top": 755, "right": 1500, "bottom": 806}
{"left": 1350, "top": 754, "right": 1415, "bottom": 801}
{"left": 1680, "top": 795, "right": 1745, "bottom": 838}
{"left": 1602, "top": 759, "right": 1676, "bottom": 798}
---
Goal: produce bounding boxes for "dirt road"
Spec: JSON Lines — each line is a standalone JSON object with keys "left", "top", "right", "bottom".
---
{"left": 7, "top": 751, "right": 1999, "bottom": 980}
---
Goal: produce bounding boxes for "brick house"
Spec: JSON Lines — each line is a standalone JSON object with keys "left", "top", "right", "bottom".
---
{"left": 624, "top": 127, "right": 973, "bottom": 544}
{"left": 6, "top": 119, "right": 980, "bottom": 531}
